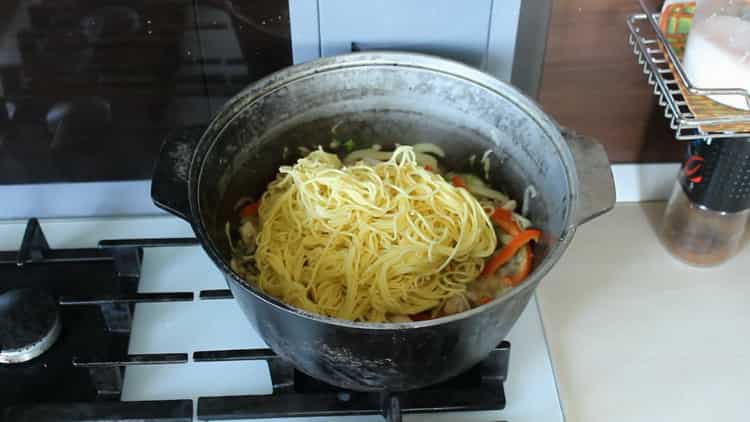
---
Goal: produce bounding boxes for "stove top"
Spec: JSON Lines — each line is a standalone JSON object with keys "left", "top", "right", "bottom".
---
{"left": 0, "top": 216, "right": 564, "bottom": 422}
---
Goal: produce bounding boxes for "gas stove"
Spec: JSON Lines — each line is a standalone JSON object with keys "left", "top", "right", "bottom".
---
{"left": 0, "top": 216, "right": 563, "bottom": 422}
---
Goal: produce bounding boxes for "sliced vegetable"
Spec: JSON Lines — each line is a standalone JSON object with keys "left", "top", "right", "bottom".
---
{"left": 225, "top": 221, "right": 234, "bottom": 252}
{"left": 343, "top": 139, "right": 355, "bottom": 152}
{"left": 239, "top": 201, "right": 261, "bottom": 218}
{"left": 510, "top": 245, "right": 533, "bottom": 285}
{"left": 239, "top": 220, "right": 258, "bottom": 252}
{"left": 460, "top": 174, "right": 509, "bottom": 203}
{"left": 413, "top": 152, "right": 439, "bottom": 172}
{"left": 388, "top": 314, "right": 413, "bottom": 323}
{"left": 479, "top": 296, "right": 492, "bottom": 305}
{"left": 343, "top": 149, "right": 391, "bottom": 165}
{"left": 481, "top": 229, "right": 541, "bottom": 276}
{"left": 481, "top": 150, "right": 492, "bottom": 180}
{"left": 451, "top": 175, "right": 466, "bottom": 188}
{"left": 410, "top": 311, "right": 432, "bottom": 321}
{"left": 343, "top": 148, "right": 439, "bottom": 170}
{"left": 513, "top": 213, "right": 533, "bottom": 230}
{"left": 413, "top": 143, "right": 446, "bottom": 158}
{"left": 521, "top": 185, "right": 538, "bottom": 217}
{"left": 490, "top": 208, "right": 520, "bottom": 236}
{"left": 424, "top": 164, "right": 433, "bottom": 172}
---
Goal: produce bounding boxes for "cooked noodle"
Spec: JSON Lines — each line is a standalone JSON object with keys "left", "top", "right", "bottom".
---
{"left": 247, "top": 146, "right": 497, "bottom": 322}
{"left": 229, "top": 144, "right": 540, "bottom": 323}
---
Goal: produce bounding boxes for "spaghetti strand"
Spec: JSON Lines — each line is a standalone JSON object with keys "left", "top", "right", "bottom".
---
{"left": 248, "top": 146, "right": 497, "bottom": 322}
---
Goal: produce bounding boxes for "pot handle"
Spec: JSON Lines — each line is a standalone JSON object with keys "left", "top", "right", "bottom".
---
{"left": 151, "top": 125, "right": 205, "bottom": 221}
{"left": 561, "top": 128, "right": 616, "bottom": 225}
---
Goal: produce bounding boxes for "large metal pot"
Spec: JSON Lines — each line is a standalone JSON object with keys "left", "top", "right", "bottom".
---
{"left": 151, "top": 52, "right": 615, "bottom": 392}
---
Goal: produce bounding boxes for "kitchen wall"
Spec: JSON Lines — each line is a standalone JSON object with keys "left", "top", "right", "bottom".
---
{"left": 539, "top": 0, "right": 684, "bottom": 163}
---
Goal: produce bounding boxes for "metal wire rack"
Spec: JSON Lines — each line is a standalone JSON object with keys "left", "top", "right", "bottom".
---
{"left": 626, "top": 1, "right": 750, "bottom": 141}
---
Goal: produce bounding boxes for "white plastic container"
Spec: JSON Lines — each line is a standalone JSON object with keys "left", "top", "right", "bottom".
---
{"left": 682, "top": 0, "right": 750, "bottom": 111}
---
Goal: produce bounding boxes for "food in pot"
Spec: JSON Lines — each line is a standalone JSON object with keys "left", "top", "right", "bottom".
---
{"left": 228, "top": 144, "right": 539, "bottom": 322}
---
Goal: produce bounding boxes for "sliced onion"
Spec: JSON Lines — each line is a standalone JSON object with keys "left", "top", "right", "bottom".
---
{"left": 413, "top": 143, "right": 446, "bottom": 158}
{"left": 343, "top": 149, "right": 392, "bottom": 165}
{"left": 513, "top": 213, "right": 532, "bottom": 230}
{"left": 414, "top": 152, "right": 439, "bottom": 170}
{"left": 343, "top": 148, "right": 439, "bottom": 170}
{"left": 460, "top": 174, "right": 509, "bottom": 203}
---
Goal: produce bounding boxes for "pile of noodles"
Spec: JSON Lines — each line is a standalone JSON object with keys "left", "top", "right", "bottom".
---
{"left": 251, "top": 146, "right": 497, "bottom": 322}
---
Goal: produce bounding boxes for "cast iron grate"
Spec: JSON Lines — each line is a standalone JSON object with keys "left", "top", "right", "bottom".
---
{"left": 0, "top": 218, "right": 510, "bottom": 422}
{"left": 193, "top": 342, "right": 509, "bottom": 422}
{"left": 0, "top": 218, "right": 196, "bottom": 422}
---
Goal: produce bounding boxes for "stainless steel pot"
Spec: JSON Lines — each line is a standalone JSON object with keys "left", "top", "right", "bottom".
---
{"left": 151, "top": 52, "right": 615, "bottom": 392}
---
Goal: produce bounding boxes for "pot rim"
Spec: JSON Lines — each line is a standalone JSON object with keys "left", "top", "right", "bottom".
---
{"left": 190, "top": 52, "right": 580, "bottom": 330}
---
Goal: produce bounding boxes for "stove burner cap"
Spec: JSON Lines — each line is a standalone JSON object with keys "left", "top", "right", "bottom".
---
{"left": 0, "top": 288, "right": 61, "bottom": 364}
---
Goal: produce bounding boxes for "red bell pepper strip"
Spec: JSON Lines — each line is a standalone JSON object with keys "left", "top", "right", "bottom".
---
{"left": 410, "top": 311, "right": 432, "bottom": 321}
{"left": 239, "top": 201, "right": 260, "bottom": 218}
{"left": 490, "top": 208, "right": 520, "bottom": 236}
{"left": 451, "top": 175, "right": 466, "bottom": 188}
{"left": 482, "top": 229, "right": 540, "bottom": 276}
{"left": 509, "top": 245, "right": 533, "bottom": 285}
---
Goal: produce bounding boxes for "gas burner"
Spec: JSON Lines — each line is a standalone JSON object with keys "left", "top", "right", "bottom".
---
{"left": 0, "top": 219, "right": 196, "bottom": 421}
{"left": 0, "top": 288, "right": 61, "bottom": 364}
{"left": 0, "top": 219, "right": 523, "bottom": 421}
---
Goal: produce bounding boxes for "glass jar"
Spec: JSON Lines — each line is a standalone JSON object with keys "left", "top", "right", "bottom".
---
{"left": 660, "top": 137, "right": 750, "bottom": 266}
{"left": 682, "top": 0, "right": 750, "bottom": 110}
{"left": 661, "top": 182, "right": 750, "bottom": 266}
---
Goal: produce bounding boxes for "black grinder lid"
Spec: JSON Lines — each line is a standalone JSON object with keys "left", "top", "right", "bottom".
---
{"left": 679, "top": 137, "right": 750, "bottom": 213}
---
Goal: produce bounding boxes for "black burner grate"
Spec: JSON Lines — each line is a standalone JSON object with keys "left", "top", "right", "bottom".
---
{"left": 0, "top": 219, "right": 196, "bottom": 422}
{"left": 193, "top": 343, "right": 509, "bottom": 422}
{"left": 0, "top": 218, "right": 511, "bottom": 422}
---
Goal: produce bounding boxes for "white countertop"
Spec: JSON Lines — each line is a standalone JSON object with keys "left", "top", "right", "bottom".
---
{"left": 537, "top": 202, "right": 750, "bottom": 422}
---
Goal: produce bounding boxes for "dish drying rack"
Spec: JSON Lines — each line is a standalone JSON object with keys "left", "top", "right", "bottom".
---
{"left": 626, "top": 0, "right": 750, "bottom": 140}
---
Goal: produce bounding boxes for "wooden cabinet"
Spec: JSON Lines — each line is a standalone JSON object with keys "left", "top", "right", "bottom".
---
{"left": 538, "top": 0, "right": 683, "bottom": 163}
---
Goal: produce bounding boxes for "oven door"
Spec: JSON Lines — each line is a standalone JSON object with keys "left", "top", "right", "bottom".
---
{"left": 0, "top": 0, "right": 550, "bottom": 219}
